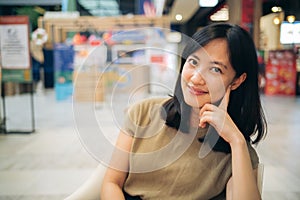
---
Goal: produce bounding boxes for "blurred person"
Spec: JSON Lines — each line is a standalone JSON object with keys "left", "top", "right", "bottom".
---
{"left": 30, "top": 37, "right": 44, "bottom": 83}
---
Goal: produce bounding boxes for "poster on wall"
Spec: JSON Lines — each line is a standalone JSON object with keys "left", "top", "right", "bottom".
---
{"left": 265, "top": 49, "right": 297, "bottom": 96}
{"left": 280, "top": 22, "right": 294, "bottom": 44}
{"left": 294, "top": 22, "right": 300, "bottom": 44}
{"left": 280, "top": 21, "right": 300, "bottom": 44}
{"left": 0, "top": 16, "right": 31, "bottom": 82}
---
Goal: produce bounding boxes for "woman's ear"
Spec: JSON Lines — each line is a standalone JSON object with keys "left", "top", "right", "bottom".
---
{"left": 231, "top": 73, "right": 247, "bottom": 90}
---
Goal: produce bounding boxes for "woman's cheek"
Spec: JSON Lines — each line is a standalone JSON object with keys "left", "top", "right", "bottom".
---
{"left": 207, "top": 80, "right": 226, "bottom": 103}
{"left": 181, "top": 68, "right": 191, "bottom": 83}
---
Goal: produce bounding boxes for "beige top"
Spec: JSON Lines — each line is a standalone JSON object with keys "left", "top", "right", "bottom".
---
{"left": 122, "top": 98, "right": 259, "bottom": 200}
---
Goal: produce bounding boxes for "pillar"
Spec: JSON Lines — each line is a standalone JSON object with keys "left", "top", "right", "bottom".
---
{"left": 227, "top": 0, "right": 242, "bottom": 25}
{"left": 253, "top": 0, "right": 262, "bottom": 48}
{"left": 227, "top": 0, "right": 262, "bottom": 48}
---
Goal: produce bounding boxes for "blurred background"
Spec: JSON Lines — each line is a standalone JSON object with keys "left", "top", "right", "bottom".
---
{"left": 0, "top": 0, "right": 300, "bottom": 199}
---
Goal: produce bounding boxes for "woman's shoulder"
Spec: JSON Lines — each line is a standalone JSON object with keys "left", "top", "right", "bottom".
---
{"left": 122, "top": 97, "right": 170, "bottom": 135}
{"left": 127, "top": 97, "right": 171, "bottom": 113}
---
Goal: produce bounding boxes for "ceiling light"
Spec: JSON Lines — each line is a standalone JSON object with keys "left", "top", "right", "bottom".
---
{"left": 271, "top": 6, "right": 282, "bottom": 13}
{"left": 287, "top": 15, "right": 296, "bottom": 23}
{"left": 175, "top": 14, "right": 183, "bottom": 21}
{"left": 210, "top": 6, "right": 229, "bottom": 21}
{"left": 199, "top": 0, "right": 218, "bottom": 7}
{"left": 273, "top": 16, "right": 280, "bottom": 25}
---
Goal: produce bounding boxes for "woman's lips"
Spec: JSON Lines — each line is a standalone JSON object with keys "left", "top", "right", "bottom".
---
{"left": 187, "top": 85, "right": 208, "bottom": 95}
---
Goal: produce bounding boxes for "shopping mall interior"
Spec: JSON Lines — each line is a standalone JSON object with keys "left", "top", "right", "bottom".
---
{"left": 0, "top": 0, "right": 300, "bottom": 199}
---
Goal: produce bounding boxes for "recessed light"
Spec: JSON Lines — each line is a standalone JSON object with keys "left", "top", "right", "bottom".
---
{"left": 273, "top": 17, "right": 280, "bottom": 25}
{"left": 199, "top": 0, "right": 218, "bottom": 7}
{"left": 271, "top": 6, "right": 282, "bottom": 13}
{"left": 287, "top": 15, "right": 296, "bottom": 23}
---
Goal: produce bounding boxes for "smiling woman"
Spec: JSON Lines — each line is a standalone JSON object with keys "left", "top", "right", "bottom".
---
{"left": 100, "top": 23, "right": 267, "bottom": 200}
{"left": 181, "top": 38, "right": 243, "bottom": 107}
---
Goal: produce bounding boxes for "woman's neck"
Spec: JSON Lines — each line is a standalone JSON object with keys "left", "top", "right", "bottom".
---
{"left": 190, "top": 108, "right": 200, "bottom": 127}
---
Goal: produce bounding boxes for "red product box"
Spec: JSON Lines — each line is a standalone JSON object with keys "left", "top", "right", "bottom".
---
{"left": 265, "top": 50, "right": 297, "bottom": 96}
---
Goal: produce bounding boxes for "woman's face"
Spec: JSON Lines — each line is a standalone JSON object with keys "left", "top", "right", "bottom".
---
{"left": 181, "top": 39, "right": 237, "bottom": 108}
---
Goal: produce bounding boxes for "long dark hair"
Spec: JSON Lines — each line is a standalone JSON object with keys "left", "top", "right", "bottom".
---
{"left": 162, "top": 23, "right": 267, "bottom": 153}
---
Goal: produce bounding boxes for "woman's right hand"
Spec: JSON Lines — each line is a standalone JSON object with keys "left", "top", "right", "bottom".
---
{"left": 198, "top": 87, "right": 244, "bottom": 146}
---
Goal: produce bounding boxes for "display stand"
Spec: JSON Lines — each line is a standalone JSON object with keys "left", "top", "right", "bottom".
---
{"left": 0, "top": 16, "right": 35, "bottom": 134}
{"left": 37, "top": 15, "right": 170, "bottom": 45}
{"left": 1, "top": 82, "right": 35, "bottom": 134}
{"left": 36, "top": 15, "right": 171, "bottom": 103}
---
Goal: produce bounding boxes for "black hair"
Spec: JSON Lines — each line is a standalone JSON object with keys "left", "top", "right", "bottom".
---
{"left": 162, "top": 23, "right": 267, "bottom": 153}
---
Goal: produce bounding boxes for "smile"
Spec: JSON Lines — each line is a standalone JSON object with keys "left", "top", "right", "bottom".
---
{"left": 187, "top": 85, "right": 208, "bottom": 95}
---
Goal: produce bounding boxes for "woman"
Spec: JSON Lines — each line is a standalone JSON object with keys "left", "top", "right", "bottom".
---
{"left": 101, "top": 23, "right": 267, "bottom": 199}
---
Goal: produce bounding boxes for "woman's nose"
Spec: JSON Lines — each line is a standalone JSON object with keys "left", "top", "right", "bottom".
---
{"left": 190, "top": 69, "right": 206, "bottom": 85}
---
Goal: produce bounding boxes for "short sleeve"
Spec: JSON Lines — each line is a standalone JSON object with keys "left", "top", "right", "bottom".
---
{"left": 247, "top": 143, "right": 259, "bottom": 169}
{"left": 121, "top": 98, "right": 167, "bottom": 138}
{"left": 121, "top": 101, "right": 142, "bottom": 137}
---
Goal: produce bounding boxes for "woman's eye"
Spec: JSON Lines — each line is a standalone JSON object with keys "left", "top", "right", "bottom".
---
{"left": 211, "top": 67, "right": 222, "bottom": 73}
{"left": 188, "top": 58, "right": 198, "bottom": 66}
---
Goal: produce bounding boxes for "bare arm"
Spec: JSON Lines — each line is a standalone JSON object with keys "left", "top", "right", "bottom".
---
{"left": 199, "top": 87, "right": 261, "bottom": 199}
{"left": 226, "top": 139, "right": 261, "bottom": 200}
{"left": 100, "top": 131, "right": 133, "bottom": 200}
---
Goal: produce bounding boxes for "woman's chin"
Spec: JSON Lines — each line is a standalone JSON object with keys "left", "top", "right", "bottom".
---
{"left": 185, "top": 99, "right": 206, "bottom": 108}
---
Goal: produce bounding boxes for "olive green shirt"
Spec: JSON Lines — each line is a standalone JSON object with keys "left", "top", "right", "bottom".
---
{"left": 122, "top": 98, "right": 259, "bottom": 200}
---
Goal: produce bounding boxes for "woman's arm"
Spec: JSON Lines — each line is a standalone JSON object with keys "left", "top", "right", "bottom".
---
{"left": 199, "top": 88, "right": 261, "bottom": 199}
{"left": 226, "top": 139, "right": 261, "bottom": 200}
{"left": 100, "top": 131, "right": 133, "bottom": 200}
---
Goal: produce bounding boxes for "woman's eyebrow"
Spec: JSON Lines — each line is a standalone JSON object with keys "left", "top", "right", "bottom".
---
{"left": 211, "top": 61, "right": 228, "bottom": 69}
{"left": 190, "top": 54, "right": 200, "bottom": 60}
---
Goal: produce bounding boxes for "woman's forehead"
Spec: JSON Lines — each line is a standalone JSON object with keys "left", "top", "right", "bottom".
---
{"left": 192, "top": 40, "right": 229, "bottom": 59}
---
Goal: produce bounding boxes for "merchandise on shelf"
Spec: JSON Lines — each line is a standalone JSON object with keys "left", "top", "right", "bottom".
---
{"left": 265, "top": 49, "right": 297, "bottom": 96}
{"left": 73, "top": 44, "right": 107, "bottom": 102}
{"left": 53, "top": 43, "right": 75, "bottom": 101}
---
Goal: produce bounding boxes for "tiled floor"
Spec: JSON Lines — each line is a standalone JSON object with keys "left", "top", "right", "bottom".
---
{"left": 0, "top": 86, "right": 300, "bottom": 200}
